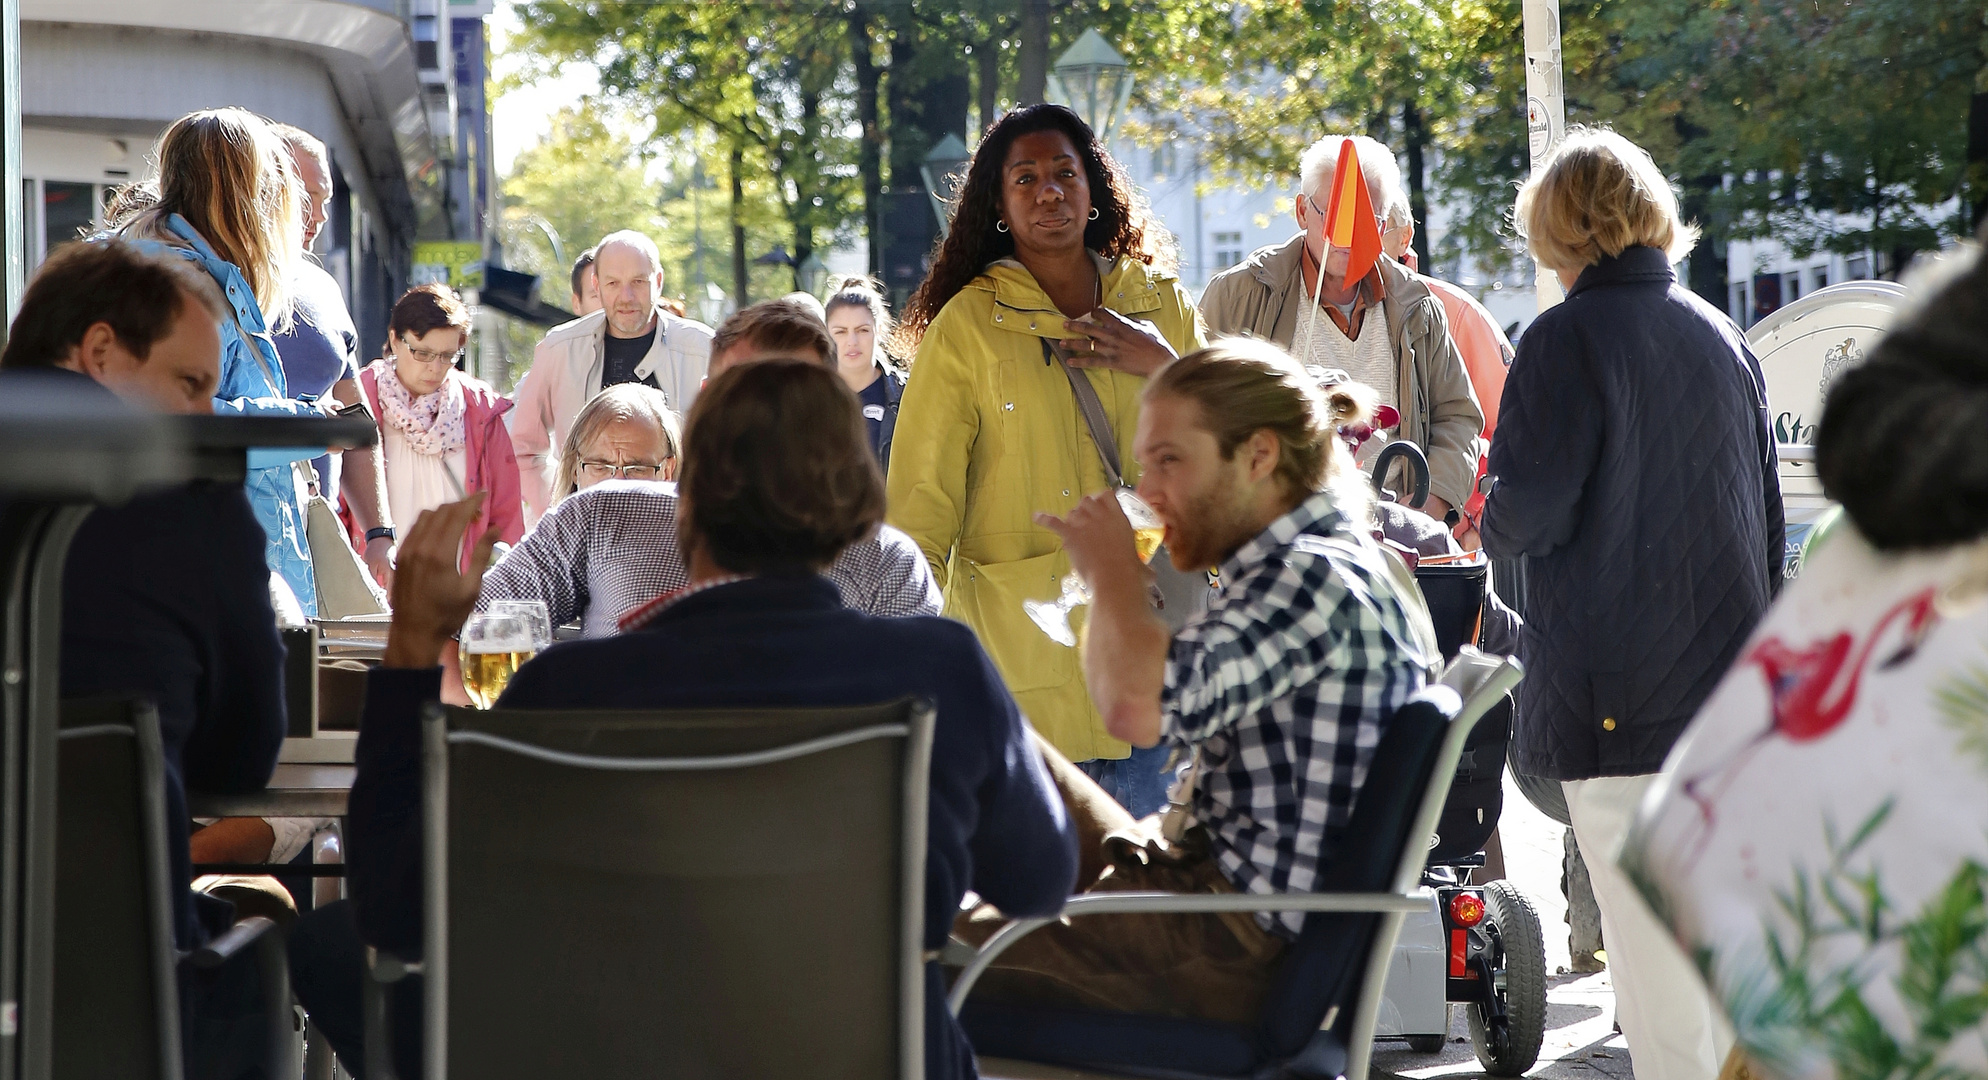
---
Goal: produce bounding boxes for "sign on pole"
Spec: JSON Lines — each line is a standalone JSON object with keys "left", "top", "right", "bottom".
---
{"left": 1523, "top": 0, "right": 1567, "bottom": 312}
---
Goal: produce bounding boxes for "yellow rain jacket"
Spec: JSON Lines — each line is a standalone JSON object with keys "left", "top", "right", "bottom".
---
{"left": 886, "top": 254, "right": 1207, "bottom": 761}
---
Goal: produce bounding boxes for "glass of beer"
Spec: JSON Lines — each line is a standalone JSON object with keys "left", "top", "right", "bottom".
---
{"left": 1026, "top": 488, "right": 1165, "bottom": 647}
{"left": 459, "top": 609, "right": 537, "bottom": 709}
{"left": 487, "top": 599, "right": 552, "bottom": 652}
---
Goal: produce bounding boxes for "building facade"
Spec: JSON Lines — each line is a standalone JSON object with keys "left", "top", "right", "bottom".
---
{"left": 17, "top": 0, "right": 491, "bottom": 357}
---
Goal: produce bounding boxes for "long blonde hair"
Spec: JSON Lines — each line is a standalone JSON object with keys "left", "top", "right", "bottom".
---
{"left": 125, "top": 109, "right": 301, "bottom": 332}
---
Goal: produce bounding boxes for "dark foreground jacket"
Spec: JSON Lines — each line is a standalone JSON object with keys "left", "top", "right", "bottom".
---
{"left": 1482, "top": 246, "right": 1782, "bottom": 780}
{"left": 348, "top": 574, "right": 1077, "bottom": 1080}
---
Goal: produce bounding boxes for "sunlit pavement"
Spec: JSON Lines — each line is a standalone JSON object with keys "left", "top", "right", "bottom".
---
{"left": 1372, "top": 773, "right": 1631, "bottom": 1079}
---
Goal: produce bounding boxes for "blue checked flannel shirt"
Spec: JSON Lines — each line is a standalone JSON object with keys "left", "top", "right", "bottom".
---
{"left": 1162, "top": 490, "right": 1435, "bottom": 937}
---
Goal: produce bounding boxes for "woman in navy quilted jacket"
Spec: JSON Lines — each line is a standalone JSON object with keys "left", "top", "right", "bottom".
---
{"left": 1481, "top": 128, "right": 1782, "bottom": 1080}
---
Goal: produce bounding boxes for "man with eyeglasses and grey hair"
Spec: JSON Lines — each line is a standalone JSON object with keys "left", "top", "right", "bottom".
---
{"left": 1200, "top": 134, "right": 1482, "bottom": 531}
{"left": 511, "top": 229, "right": 714, "bottom": 523}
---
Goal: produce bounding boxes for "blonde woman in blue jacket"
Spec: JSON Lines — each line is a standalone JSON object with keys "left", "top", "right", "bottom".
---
{"left": 117, "top": 108, "right": 332, "bottom": 614}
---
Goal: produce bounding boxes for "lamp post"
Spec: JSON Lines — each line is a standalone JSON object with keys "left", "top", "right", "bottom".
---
{"left": 797, "top": 252, "right": 828, "bottom": 296}
{"left": 919, "top": 134, "right": 973, "bottom": 238}
{"left": 1048, "top": 28, "right": 1133, "bottom": 143}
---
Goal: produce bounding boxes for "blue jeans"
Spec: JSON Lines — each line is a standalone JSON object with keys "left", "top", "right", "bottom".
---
{"left": 1076, "top": 742, "right": 1176, "bottom": 819}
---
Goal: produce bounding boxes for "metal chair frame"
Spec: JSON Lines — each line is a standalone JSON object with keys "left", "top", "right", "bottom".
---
{"left": 952, "top": 654, "right": 1524, "bottom": 1080}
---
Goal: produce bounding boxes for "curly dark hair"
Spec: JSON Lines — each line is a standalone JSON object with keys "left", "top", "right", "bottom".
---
{"left": 893, "top": 103, "right": 1172, "bottom": 355}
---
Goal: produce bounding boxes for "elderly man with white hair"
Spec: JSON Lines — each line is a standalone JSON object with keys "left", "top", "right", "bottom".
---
{"left": 511, "top": 229, "right": 713, "bottom": 521}
{"left": 1200, "top": 134, "right": 1482, "bottom": 525}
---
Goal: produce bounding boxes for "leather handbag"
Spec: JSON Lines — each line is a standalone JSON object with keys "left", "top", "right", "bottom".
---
{"left": 293, "top": 460, "right": 388, "bottom": 619}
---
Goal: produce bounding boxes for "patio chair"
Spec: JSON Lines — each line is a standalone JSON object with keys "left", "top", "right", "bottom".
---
{"left": 955, "top": 653, "right": 1523, "bottom": 1080}
{"left": 53, "top": 697, "right": 295, "bottom": 1080}
{"left": 368, "top": 696, "right": 935, "bottom": 1079}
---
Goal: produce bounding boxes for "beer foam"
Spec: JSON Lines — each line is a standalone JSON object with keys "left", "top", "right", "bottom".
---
{"left": 464, "top": 634, "right": 532, "bottom": 654}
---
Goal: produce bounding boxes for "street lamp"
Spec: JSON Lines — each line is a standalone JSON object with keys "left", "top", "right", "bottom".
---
{"left": 920, "top": 134, "right": 973, "bottom": 237}
{"left": 1048, "top": 28, "right": 1133, "bottom": 143}
{"left": 797, "top": 252, "right": 828, "bottom": 296}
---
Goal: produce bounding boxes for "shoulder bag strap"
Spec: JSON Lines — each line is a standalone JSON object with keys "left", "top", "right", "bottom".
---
{"left": 1041, "top": 338, "right": 1125, "bottom": 487}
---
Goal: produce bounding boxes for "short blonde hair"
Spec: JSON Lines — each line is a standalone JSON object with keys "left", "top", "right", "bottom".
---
{"left": 552, "top": 383, "right": 683, "bottom": 502}
{"left": 1514, "top": 127, "right": 1698, "bottom": 274}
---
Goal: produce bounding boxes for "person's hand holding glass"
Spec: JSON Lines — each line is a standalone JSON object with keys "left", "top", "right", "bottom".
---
{"left": 1027, "top": 488, "right": 1165, "bottom": 646}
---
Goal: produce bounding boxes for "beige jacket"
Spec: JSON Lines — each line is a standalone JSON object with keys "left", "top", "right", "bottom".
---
{"left": 509, "top": 307, "right": 713, "bottom": 522}
{"left": 1200, "top": 236, "right": 1485, "bottom": 511}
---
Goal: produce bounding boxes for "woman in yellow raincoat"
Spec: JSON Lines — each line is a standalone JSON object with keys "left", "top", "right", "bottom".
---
{"left": 887, "top": 103, "right": 1206, "bottom": 814}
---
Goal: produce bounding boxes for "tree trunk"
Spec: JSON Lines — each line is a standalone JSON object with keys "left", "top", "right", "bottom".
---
{"left": 886, "top": 20, "right": 923, "bottom": 187}
{"left": 1968, "top": 90, "right": 1988, "bottom": 232}
{"left": 1680, "top": 176, "right": 1726, "bottom": 306}
{"left": 850, "top": 7, "right": 884, "bottom": 277}
{"left": 977, "top": 35, "right": 1000, "bottom": 137}
{"left": 1017, "top": 0, "right": 1049, "bottom": 106}
{"left": 1401, "top": 99, "right": 1431, "bottom": 271}
{"left": 730, "top": 143, "right": 748, "bottom": 304}
{"left": 795, "top": 86, "right": 821, "bottom": 291}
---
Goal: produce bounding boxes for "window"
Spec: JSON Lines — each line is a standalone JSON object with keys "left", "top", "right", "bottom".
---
{"left": 1847, "top": 256, "right": 1869, "bottom": 280}
{"left": 1752, "top": 273, "right": 1783, "bottom": 324}
{"left": 1811, "top": 265, "right": 1829, "bottom": 291}
{"left": 1783, "top": 271, "right": 1801, "bottom": 303}
{"left": 43, "top": 181, "right": 97, "bottom": 261}
{"left": 1729, "top": 281, "right": 1749, "bottom": 324}
{"left": 1151, "top": 143, "right": 1176, "bottom": 181}
{"left": 21, "top": 178, "right": 104, "bottom": 272}
{"left": 1213, "top": 231, "right": 1244, "bottom": 269}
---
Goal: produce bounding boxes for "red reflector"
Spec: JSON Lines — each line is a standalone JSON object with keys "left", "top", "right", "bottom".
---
{"left": 1449, "top": 928, "right": 1468, "bottom": 977}
{"left": 1449, "top": 891, "right": 1486, "bottom": 927}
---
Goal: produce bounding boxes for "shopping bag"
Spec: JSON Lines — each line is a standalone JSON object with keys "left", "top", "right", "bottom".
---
{"left": 1623, "top": 525, "right": 1988, "bottom": 1080}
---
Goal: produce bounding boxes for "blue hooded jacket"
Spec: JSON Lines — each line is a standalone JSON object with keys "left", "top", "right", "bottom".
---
{"left": 120, "top": 215, "right": 323, "bottom": 614}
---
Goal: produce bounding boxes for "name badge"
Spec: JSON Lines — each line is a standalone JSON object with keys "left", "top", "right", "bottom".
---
{"left": 863, "top": 404, "right": 886, "bottom": 422}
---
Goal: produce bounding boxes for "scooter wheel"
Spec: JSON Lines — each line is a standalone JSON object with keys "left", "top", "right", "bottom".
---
{"left": 1468, "top": 880, "right": 1547, "bottom": 1076}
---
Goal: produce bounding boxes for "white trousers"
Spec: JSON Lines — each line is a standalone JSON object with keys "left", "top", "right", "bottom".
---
{"left": 1564, "top": 775, "right": 1733, "bottom": 1080}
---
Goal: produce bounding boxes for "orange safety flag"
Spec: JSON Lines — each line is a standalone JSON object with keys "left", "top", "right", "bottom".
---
{"left": 1323, "top": 141, "right": 1384, "bottom": 285}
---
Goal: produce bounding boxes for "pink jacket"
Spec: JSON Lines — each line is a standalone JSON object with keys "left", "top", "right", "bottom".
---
{"left": 360, "top": 364, "right": 526, "bottom": 567}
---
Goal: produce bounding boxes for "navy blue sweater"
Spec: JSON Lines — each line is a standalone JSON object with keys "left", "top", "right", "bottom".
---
{"left": 1482, "top": 247, "right": 1782, "bottom": 779}
{"left": 59, "top": 473, "right": 289, "bottom": 948}
{"left": 348, "top": 574, "right": 1078, "bottom": 1080}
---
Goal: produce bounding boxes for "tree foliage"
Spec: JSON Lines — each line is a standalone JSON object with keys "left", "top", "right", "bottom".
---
{"left": 495, "top": 0, "right": 1987, "bottom": 300}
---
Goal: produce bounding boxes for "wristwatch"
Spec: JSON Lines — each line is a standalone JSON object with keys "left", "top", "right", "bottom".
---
{"left": 365, "top": 526, "right": 396, "bottom": 543}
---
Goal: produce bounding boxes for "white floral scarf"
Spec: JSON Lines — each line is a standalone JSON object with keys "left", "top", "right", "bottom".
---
{"left": 371, "top": 356, "right": 467, "bottom": 457}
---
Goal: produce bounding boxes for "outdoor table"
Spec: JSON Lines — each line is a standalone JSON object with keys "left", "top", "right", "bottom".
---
{"left": 189, "top": 764, "right": 357, "bottom": 820}
{"left": 0, "top": 376, "right": 374, "bottom": 1080}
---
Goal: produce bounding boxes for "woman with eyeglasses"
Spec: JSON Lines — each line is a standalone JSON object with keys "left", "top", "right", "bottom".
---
{"left": 358, "top": 284, "right": 523, "bottom": 568}
{"left": 550, "top": 383, "right": 681, "bottom": 502}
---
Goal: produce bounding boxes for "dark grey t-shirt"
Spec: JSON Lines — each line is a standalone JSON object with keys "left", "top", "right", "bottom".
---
{"left": 601, "top": 325, "right": 658, "bottom": 389}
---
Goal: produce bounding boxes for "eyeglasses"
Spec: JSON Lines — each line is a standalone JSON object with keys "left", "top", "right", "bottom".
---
{"left": 400, "top": 339, "right": 462, "bottom": 365}
{"left": 579, "top": 460, "right": 668, "bottom": 481}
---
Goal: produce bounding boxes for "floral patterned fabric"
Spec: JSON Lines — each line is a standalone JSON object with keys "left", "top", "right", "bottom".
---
{"left": 369, "top": 355, "right": 466, "bottom": 457}
{"left": 1626, "top": 526, "right": 1988, "bottom": 1080}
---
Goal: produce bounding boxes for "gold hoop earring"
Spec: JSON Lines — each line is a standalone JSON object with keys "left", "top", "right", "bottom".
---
{"left": 996, "top": 220, "right": 1009, "bottom": 233}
